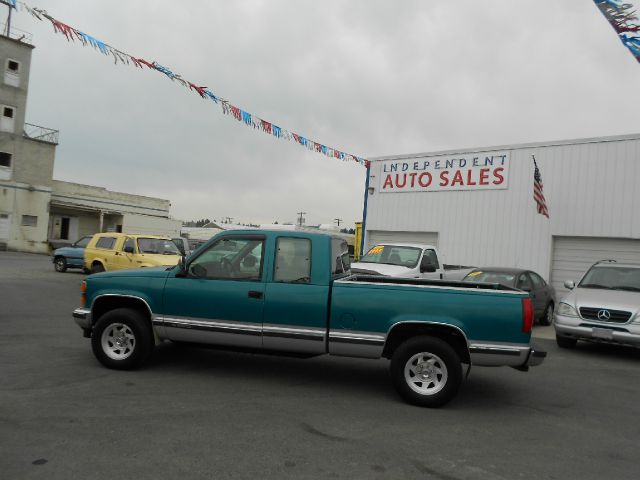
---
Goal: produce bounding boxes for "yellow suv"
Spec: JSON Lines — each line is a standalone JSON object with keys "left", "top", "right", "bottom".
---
{"left": 84, "top": 233, "right": 182, "bottom": 273}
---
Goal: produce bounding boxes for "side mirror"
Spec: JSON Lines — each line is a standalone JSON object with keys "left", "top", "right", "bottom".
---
{"left": 564, "top": 280, "right": 575, "bottom": 290}
{"left": 124, "top": 245, "right": 134, "bottom": 254}
{"left": 190, "top": 263, "right": 207, "bottom": 278}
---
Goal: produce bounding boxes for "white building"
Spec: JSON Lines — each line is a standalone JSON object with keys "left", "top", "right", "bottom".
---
{"left": 363, "top": 133, "right": 640, "bottom": 292}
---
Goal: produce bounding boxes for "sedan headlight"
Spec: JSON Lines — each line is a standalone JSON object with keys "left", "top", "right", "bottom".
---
{"left": 557, "top": 302, "right": 578, "bottom": 317}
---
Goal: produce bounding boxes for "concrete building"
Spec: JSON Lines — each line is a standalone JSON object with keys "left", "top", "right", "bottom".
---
{"left": 0, "top": 26, "right": 57, "bottom": 253}
{"left": 363, "top": 133, "right": 640, "bottom": 293}
{"left": 0, "top": 27, "right": 181, "bottom": 252}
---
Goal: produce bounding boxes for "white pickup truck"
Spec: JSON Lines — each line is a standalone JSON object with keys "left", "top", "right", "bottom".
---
{"left": 351, "top": 243, "right": 474, "bottom": 280}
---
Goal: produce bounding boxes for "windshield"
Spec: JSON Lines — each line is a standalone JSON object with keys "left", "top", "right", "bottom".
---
{"left": 137, "top": 238, "right": 181, "bottom": 255}
{"left": 74, "top": 236, "right": 91, "bottom": 248}
{"left": 359, "top": 245, "right": 422, "bottom": 268}
{"left": 578, "top": 266, "right": 640, "bottom": 291}
{"left": 464, "top": 271, "right": 516, "bottom": 286}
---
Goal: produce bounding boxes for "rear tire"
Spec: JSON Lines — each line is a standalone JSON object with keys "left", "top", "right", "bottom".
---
{"left": 540, "top": 303, "right": 554, "bottom": 326}
{"left": 54, "top": 256, "right": 67, "bottom": 273}
{"left": 556, "top": 334, "right": 577, "bottom": 349}
{"left": 91, "top": 308, "right": 154, "bottom": 370}
{"left": 390, "top": 336, "right": 462, "bottom": 408}
{"left": 91, "top": 262, "right": 105, "bottom": 274}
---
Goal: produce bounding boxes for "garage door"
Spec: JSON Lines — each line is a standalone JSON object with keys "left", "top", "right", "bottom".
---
{"left": 551, "top": 236, "right": 640, "bottom": 293}
{"left": 366, "top": 230, "right": 439, "bottom": 250}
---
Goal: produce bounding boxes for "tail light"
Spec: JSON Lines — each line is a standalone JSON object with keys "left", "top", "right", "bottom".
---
{"left": 522, "top": 297, "right": 534, "bottom": 333}
{"left": 80, "top": 280, "right": 87, "bottom": 307}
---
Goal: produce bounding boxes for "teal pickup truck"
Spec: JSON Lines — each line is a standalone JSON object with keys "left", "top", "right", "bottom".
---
{"left": 73, "top": 230, "right": 545, "bottom": 407}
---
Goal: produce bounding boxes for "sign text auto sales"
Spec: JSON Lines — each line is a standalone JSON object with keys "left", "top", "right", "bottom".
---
{"left": 378, "top": 151, "right": 510, "bottom": 193}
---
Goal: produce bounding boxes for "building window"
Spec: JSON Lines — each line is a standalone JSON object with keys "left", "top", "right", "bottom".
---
{"left": 4, "top": 59, "right": 21, "bottom": 88}
{"left": 0, "top": 152, "right": 11, "bottom": 168}
{"left": 0, "top": 105, "right": 15, "bottom": 133}
{"left": 7, "top": 60, "right": 20, "bottom": 73}
{"left": 21, "top": 215, "right": 37, "bottom": 227}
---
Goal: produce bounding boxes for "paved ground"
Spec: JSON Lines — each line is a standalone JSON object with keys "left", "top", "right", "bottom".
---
{"left": 1, "top": 252, "right": 639, "bottom": 480}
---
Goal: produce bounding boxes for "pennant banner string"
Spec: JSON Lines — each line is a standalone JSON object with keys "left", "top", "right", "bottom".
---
{"left": 593, "top": 0, "right": 640, "bottom": 63}
{"left": 13, "top": 2, "right": 368, "bottom": 167}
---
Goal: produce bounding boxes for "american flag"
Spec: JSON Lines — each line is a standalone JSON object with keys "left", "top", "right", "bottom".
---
{"left": 533, "top": 156, "right": 549, "bottom": 218}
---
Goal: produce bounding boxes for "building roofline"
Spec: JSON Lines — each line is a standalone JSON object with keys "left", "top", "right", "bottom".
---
{"left": 368, "top": 132, "right": 640, "bottom": 162}
{"left": 0, "top": 32, "right": 35, "bottom": 49}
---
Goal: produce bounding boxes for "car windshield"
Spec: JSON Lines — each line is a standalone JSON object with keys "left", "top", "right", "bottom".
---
{"left": 137, "top": 238, "right": 181, "bottom": 255}
{"left": 74, "top": 236, "right": 91, "bottom": 248}
{"left": 463, "top": 271, "right": 516, "bottom": 286}
{"left": 578, "top": 266, "right": 640, "bottom": 291}
{"left": 359, "top": 245, "right": 422, "bottom": 268}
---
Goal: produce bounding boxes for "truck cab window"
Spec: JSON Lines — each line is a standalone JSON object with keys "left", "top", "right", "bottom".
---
{"left": 274, "top": 237, "right": 311, "bottom": 283}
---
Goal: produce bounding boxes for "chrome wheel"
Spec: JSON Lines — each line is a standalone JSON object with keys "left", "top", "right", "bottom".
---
{"left": 404, "top": 352, "right": 448, "bottom": 396}
{"left": 101, "top": 323, "right": 136, "bottom": 360}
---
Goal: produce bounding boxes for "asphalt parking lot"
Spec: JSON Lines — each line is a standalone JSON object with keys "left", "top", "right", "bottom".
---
{"left": 1, "top": 252, "right": 639, "bottom": 480}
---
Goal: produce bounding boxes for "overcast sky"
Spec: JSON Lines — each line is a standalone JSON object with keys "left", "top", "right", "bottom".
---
{"left": 9, "top": 0, "right": 640, "bottom": 226}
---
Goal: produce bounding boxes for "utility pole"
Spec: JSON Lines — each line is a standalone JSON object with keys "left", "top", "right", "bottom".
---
{"left": 297, "top": 212, "right": 306, "bottom": 226}
{"left": 334, "top": 218, "right": 342, "bottom": 227}
{"left": 1, "top": 1, "right": 13, "bottom": 37}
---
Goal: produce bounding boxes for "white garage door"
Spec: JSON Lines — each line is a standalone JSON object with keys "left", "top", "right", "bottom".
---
{"left": 551, "top": 236, "right": 640, "bottom": 293}
{"left": 366, "top": 230, "right": 439, "bottom": 250}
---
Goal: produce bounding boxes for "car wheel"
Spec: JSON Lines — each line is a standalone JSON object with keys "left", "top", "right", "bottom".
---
{"left": 390, "top": 336, "right": 462, "bottom": 408}
{"left": 540, "top": 303, "right": 554, "bottom": 326}
{"left": 91, "top": 262, "right": 105, "bottom": 274}
{"left": 556, "top": 334, "right": 577, "bottom": 349}
{"left": 91, "top": 308, "right": 153, "bottom": 370}
{"left": 54, "top": 256, "right": 67, "bottom": 273}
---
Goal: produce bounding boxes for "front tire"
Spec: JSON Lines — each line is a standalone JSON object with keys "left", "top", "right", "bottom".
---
{"left": 91, "top": 308, "right": 154, "bottom": 370}
{"left": 390, "top": 336, "right": 462, "bottom": 408}
{"left": 54, "top": 256, "right": 67, "bottom": 273}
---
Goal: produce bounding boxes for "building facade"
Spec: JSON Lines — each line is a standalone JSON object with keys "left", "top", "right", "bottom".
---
{"left": 0, "top": 29, "right": 58, "bottom": 253}
{"left": 363, "top": 133, "right": 640, "bottom": 293}
{"left": 0, "top": 30, "right": 181, "bottom": 252}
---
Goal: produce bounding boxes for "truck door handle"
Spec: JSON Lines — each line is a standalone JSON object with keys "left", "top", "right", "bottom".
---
{"left": 248, "top": 291, "right": 263, "bottom": 299}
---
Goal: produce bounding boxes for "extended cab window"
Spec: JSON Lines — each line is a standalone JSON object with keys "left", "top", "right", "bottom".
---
{"left": 188, "top": 237, "right": 264, "bottom": 280}
{"left": 274, "top": 237, "right": 311, "bottom": 283}
{"left": 95, "top": 237, "right": 116, "bottom": 249}
{"left": 331, "top": 238, "right": 351, "bottom": 276}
